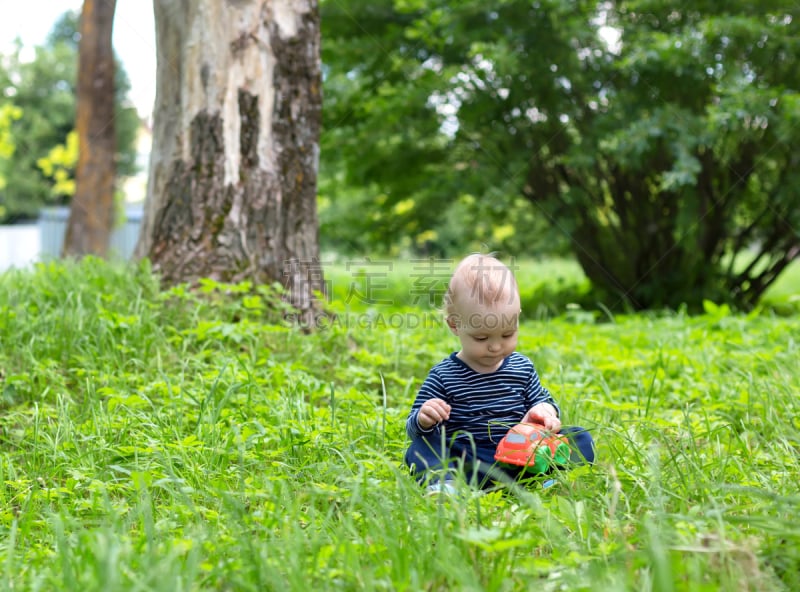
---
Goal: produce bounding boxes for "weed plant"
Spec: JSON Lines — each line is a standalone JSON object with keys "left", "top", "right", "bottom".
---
{"left": 0, "top": 258, "right": 798, "bottom": 590}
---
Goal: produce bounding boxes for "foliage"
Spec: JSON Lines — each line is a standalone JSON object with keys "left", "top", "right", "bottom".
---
{"left": 318, "top": 0, "right": 568, "bottom": 259}
{"left": 37, "top": 130, "right": 78, "bottom": 197}
{"left": 0, "top": 259, "right": 799, "bottom": 589}
{"left": 0, "top": 103, "right": 22, "bottom": 209}
{"left": 320, "top": 0, "right": 800, "bottom": 310}
{"left": 0, "top": 10, "right": 140, "bottom": 223}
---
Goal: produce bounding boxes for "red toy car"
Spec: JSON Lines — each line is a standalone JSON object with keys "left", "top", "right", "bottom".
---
{"left": 494, "top": 422, "right": 571, "bottom": 474}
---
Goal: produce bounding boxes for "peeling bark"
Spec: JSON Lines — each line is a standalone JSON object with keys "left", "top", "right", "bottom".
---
{"left": 137, "top": 0, "right": 323, "bottom": 324}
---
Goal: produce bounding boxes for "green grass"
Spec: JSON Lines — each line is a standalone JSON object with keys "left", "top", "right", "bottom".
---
{"left": 0, "top": 258, "right": 799, "bottom": 590}
{"left": 761, "top": 258, "right": 800, "bottom": 309}
{"left": 324, "top": 256, "right": 800, "bottom": 317}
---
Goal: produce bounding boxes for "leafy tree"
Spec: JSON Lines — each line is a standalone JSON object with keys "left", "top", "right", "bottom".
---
{"left": 321, "top": 0, "right": 799, "bottom": 310}
{"left": 0, "top": 40, "right": 76, "bottom": 221}
{"left": 0, "top": 10, "right": 139, "bottom": 223}
{"left": 319, "top": 0, "right": 562, "bottom": 258}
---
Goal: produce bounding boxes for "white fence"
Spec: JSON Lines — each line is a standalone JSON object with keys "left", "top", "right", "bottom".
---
{"left": 0, "top": 224, "right": 39, "bottom": 271}
{"left": 0, "top": 206, "right": 143, "bottom": 272}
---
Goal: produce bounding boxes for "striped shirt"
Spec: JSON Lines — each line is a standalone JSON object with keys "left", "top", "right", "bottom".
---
{"left": 405, "top": 351, "right": 560, "bottom": 449}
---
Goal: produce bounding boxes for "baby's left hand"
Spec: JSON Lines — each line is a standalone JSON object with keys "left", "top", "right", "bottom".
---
{"left": 524, "top": 403, "right": 561, "bottom": 433}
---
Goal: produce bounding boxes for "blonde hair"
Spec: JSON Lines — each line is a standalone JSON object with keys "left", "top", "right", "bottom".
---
{"left": 443, "top": 254, "right": 519, "bottom": 317}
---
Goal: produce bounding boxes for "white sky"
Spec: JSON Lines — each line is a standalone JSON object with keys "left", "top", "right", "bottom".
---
{"left": 0, "top": 0, "right": 156, "bottom": 118}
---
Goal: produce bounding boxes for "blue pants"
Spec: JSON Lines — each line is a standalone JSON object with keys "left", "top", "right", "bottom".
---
{"left": 404, "top": 426, "right": 595, "bottom": 488}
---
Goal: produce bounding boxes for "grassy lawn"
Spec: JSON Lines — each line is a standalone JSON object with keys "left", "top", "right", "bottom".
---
{"left": 761, "top": 258, "right": 800, "bottom": 306}
{"left": 0, "top": 258, "right": 798, "bottom": 590}
{"left": 324, "top": 256, "right": 800, "bottom": 316}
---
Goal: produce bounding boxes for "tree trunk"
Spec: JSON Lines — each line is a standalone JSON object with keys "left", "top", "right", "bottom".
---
{"left": 135, "top": 0, "right": 324, "bottom": 325}
{"left": 63, "top": 0, "right": 117, "bottom": 258}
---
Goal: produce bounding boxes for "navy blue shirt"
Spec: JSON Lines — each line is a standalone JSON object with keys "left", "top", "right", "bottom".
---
{"left": 405, "top": 352, "right": 560, "bottom": 450}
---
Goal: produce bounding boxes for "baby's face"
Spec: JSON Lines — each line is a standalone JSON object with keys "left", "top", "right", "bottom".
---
{"left": 448, "top": 295, "right": 520, "bottom": 373}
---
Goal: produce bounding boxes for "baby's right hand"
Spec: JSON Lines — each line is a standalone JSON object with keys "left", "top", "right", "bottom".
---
{"left": 417, "top": 398, "right": 451, "bottom": 429}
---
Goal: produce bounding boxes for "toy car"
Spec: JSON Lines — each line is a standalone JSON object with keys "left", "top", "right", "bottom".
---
{"left": 494, "top": 422, "right": 571, "bottom": 474}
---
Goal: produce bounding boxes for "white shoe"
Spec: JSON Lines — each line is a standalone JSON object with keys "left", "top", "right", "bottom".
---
{"left": 426, "top": 480, "right": 458, "bottom": 495}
